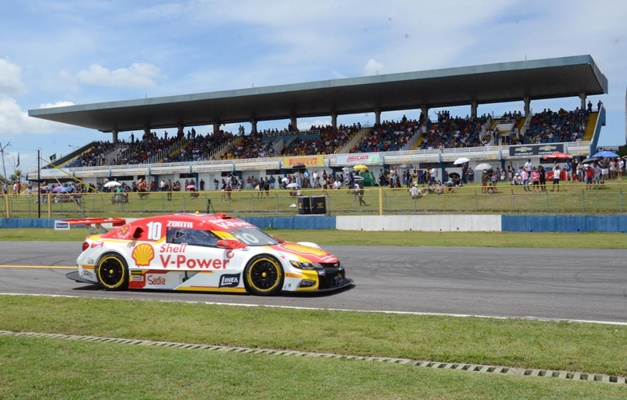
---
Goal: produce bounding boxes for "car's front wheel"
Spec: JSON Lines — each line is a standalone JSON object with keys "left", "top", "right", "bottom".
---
{"left": 244, "top": 255, "right": 284, "bottom": 296}
{"left": 96, "top": 253, "right": 129, "bottom": 290}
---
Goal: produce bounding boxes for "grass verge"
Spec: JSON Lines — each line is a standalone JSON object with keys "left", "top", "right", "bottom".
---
{"left": 1, "top": 335, "right": 625, "bottom": 400}
{"left": 1, "top": 295, "right": 626, "bottom": 377}
{"left": 1, "top": 228, "right": 626, "bottom": 248}
{"left": 1, "top": 296, "right": 626, "bottom": 399}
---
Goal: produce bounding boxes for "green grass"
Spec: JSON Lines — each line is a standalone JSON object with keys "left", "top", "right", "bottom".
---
{"left": 3, "top": 179, "right": 627, "bottom": 218}
{"left": 0, "top": 296, "right": 626, "bottom": 399}
{"left": 3, "top": 336, "right": 625, "bottom": 400}
{"left": 1, "top": 227, "right": 625, "bottom": 249}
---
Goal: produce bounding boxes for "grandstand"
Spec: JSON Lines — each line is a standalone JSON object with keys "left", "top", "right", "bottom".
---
{"left": 27, "top": 55, "right": 608, "bottom": 189}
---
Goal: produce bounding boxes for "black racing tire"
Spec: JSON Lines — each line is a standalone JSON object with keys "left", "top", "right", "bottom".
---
{"left": 244, "top": 255, "right": 284, "bottom": 296}
{"left": 96, "top": 252, "right": 129, "bottom": 291}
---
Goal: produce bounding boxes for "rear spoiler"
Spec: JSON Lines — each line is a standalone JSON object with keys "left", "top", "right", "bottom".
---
{"left": 62, "top": 217, "right": 126, "bottom": 235}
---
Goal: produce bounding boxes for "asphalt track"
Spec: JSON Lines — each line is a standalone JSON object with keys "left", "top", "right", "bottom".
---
{"left": 0, "top": 241, "right": 626, "bottom": 324}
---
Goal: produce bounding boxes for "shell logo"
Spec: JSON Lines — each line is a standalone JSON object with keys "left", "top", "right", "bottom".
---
{"left": 132, "top": 244, "right": 155, "bottom": 267}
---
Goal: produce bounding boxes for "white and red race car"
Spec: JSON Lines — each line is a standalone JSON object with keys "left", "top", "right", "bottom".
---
{"left": 66, "top": 213, "right": 351, "bottom": 295}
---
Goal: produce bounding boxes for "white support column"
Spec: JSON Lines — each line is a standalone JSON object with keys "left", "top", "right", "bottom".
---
{"left": 579, "top": 92, "right": 586, "bottom": 110}
{"left": 251, "top": 119, "right": 258, "bottom": 133}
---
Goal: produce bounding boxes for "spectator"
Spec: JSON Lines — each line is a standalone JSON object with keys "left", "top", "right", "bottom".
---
{"left": 354, "top": 182, "right": 366, "bottom": 205}
{"left": 551, "top": 166, "right": 561, "bottom": 191}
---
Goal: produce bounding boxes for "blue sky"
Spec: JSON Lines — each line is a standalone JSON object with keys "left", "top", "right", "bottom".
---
{"left": 1, "top": 0, "right": 626, "bottom": 177}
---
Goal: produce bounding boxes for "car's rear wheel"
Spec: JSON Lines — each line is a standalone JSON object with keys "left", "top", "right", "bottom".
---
{"left": 96, "top": 253, "right": 129, "bottom": 290}
{"left": 244, "top": 255, "right": 284, "bottom": 296}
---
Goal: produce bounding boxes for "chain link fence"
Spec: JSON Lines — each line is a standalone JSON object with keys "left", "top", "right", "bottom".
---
{"left": 1, "top": 182, "right": 625, "bottom": 218}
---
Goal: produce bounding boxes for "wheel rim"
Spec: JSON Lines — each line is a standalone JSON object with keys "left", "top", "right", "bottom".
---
{"left": 99, "top": 257, "right": 125, "bottom": 287}
{"left": 248, "top": 258, "right": 280, "bottom": 292}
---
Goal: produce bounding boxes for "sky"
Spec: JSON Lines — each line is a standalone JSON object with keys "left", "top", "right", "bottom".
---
{"left": 1, "top": 0, "right": 626, "bottom": 178}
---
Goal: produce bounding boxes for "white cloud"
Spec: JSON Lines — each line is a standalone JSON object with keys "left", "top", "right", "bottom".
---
{"left": 364, "top": 59, "right": 384, "bottom": 76}
{"left": 76, "top": 63, "right": 165, "bottom": 88}
{"left": 0, "top": 97, "right": 71, "bottom": 135}
{"left": 39, "top": 100, "right": 75, "bottom": 109}
{"left": 0, "top": 59, "right": 26, "bottom": 96}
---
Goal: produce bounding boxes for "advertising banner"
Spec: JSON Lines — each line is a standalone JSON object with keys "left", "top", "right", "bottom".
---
{"left": 335, "top": 153, "right": 383, "bottom": 165}
{"left": 509, "top": 143, "right": 564, "bottom": 157}
{"left": 281, "top": 156, "right": 325, "bottom": 167}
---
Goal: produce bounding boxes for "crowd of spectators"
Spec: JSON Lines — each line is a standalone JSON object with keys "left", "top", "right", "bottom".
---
{"left": 352, "top": 116, "right": 419, "bottom": 153}
{"left": 419, "top": 112, "right": 489, "bottom": 150}
{"left": 68, "top": 141, "right": 118, "bottom": 167}
{"left": 55, "top": 104, "right": 597, "bottom": 170}
{"left": 515, "top": 107, "right": 590, "bottom": 145}
{"left": 167, "top": 130, "right": 235, "bottom": 162}
{"left": 492, "top": 111, "right": 525, "bottom": 145}
{"left": 219, "top": 131, "right": 276, "bottom": 159}
{"left": 112, "top": 131, "right": 180, "bottom": 165}
{"left": 282, "top": 124, "right": 358, "bottom": 156}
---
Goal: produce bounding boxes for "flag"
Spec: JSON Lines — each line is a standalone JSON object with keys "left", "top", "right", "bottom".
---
{"left": 49, "top": 153, "right": 56, "bottom": 162}
{"left": 16, "top": 153, "right": 19, "bottom": 168}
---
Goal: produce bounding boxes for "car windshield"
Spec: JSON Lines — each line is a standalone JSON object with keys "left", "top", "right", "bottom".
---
{"left": 229, "top": 227, "right": 279, "bottom": 246}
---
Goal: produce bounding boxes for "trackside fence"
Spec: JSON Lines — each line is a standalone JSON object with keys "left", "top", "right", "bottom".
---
{"left": 2, "top": 181, "right": 626, "bottom": 219}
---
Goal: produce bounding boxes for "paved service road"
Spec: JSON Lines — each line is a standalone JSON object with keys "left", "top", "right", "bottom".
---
{"left": 0, "top": 242, "right": 626, "bottom": 323}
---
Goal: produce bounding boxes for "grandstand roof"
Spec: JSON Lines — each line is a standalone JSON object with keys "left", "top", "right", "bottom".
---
{"left": 29, "top": 54, "right": 607, "bottom": 133}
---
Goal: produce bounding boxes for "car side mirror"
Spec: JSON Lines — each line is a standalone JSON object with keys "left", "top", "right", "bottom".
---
{"left": 133, "top": 227, "right": 144, "bottom": 239}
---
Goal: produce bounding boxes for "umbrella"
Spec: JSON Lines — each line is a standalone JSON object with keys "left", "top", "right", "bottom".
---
{"left": 543, "top": 151, "right": 571, "bottom": 160}
{"left": 104, "top": 181, "right": 121, "bottom": 188}
{"left": 353, "top": 164, "right": 369, "bottom": 171}
{"left": 580, "top": 157, "right": 598, "bottom": 164}
{"left": 448, "top": 172, "right": 460, "bottom": 179}
{"left": 292, "top": 163, "right": 307, "bottom": 170}
{"left": 453, "top": 157, "right": 470, "bottom": 165}
{"left": 52, "top": 186, "right": 70, "bottom": 193}
{"left": 592, "top": 151, "right": 619, "bottom": 158}
{"left": 286, "top": 182, "right": 300, "bottom": 189}
{"left": 341, "top": 166, "right": 353, "bottom": 171}
{"left": 186, "top": 184, "right": 196, "bottom": 190}
{"left": 352, "top": 175, "right": 364, "bottom": 181}
{"left": 475, "top": 163, "right": 493, "bottom": 170}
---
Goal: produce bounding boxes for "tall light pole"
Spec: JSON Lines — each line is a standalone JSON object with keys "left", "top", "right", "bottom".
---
{"left": 38, "top": 149, "right": 41, "bottom": 218}
{"left": 0, "top": 141, "right": 10, "bottom": 180}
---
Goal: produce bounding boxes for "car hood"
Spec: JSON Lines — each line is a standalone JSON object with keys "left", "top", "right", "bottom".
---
{"left": 268, "top": 242, "right": 338, "bottom": 264}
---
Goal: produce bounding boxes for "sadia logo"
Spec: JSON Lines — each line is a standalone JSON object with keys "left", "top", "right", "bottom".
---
{"left": 219, "top": 273, "right": 240, "bottom": 288}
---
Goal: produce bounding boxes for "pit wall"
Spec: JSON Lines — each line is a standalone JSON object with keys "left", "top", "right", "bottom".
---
{"left": 1, "top": 215, "right": 626, "bottom": 233}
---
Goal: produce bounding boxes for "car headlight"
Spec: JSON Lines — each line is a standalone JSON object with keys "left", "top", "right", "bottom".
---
{"left": 290, "top": 261, "right": 323, "bottom": 270}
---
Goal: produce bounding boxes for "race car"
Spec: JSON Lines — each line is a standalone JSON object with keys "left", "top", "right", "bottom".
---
{"left": 66, "top": 213, "right": 351, "bottom": 295}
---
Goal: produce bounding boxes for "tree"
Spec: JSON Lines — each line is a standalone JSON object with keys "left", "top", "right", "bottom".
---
{"left": 9, "top": 169, "right": 22, "bottom": 183}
